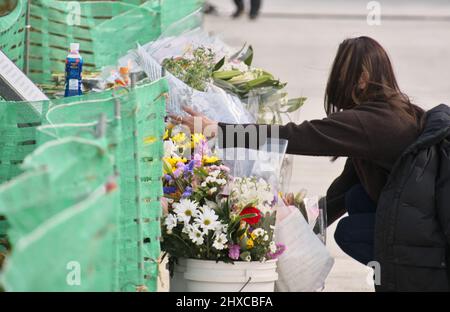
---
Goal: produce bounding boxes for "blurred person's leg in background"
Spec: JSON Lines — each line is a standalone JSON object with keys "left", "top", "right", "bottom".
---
{"left": 249, "top": 0, "right": 261, "bottom": 19}
{"left": 232, "top": 0, "right": 244, "bottom": 18}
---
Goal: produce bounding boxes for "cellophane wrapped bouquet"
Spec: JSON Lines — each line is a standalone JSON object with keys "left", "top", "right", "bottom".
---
{"left": 161, "top": 128, "right": 285, "bottom": 273}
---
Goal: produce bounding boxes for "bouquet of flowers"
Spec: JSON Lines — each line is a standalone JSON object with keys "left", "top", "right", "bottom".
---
{"left": 212, "top": 45, "right": 306, "bottom": 124}
{"left": 161, "top": 129, "right": 285, "bottom": 270}
{"left": 160, "top": 45, "right": 305, "bottom": 124}
{"left": 162, "top": 47, "right": 216, "bottom": 92}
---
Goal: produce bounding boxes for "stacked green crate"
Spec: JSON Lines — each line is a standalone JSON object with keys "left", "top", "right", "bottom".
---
{"left": 0, "top": 101, "right": 50, "bottom": 185}
{"left": 28, "top": 0, "right": 161, "bottom": 84}
{"left": 160, "top": 0, "right": 204, "bottom": 31}
{"left": 39, "top": 79, "right": 168, "bottom": 291}
{"left": 0, "top": 137, "right": 119, "bottom": 291}
{"left": 0, "top": 0, "right": 26, "bottom": 70}
{"left": 115, "top": 81, "right": 166, "bottom": 292}
{"left": 0, "top": 0, "right": 199, "bottom": 291}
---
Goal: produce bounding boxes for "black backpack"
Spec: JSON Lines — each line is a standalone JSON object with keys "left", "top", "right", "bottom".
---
{"left": 374, "top": 104, "right": 450, "bottom": 291}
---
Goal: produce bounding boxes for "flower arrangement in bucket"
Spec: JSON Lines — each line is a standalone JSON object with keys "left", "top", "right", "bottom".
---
{"left": 161, "top": 128, "right": 285, "bottom": 292}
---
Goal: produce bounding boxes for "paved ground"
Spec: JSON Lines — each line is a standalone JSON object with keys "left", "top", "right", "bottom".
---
{"left": 203, "top": 0, "right": 450, "bottom": 292}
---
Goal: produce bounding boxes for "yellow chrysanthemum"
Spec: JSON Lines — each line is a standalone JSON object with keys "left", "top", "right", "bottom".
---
{"left": 163, "top": 156, "right": 187, "bottom": 174}
{"left": 246, "top": 238, "right": 254, "bottom": 249}
{"left": 192, "top": 133, "right": 206, "bottom": 145}
{"left": 163, "top": 129, "right": 169, "bottom": 140}
{"left": 171, "top": 132, "right": 187, "bottom": 144}
{"left": 202, "top": 155, "right": 219, "bottom": 164}
{"left": 165, "top": 156, "right": 187, "bottom": 167}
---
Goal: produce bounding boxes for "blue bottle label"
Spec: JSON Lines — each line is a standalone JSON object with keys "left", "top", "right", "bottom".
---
{"left": 64, "top": 56, "right": 83, "bottom": 97}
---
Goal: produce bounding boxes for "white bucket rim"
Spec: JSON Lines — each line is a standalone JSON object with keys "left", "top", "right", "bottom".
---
{"left": 184, "top": 258, "right": 278, "bottom": 267}
{"left": 182, "top": 259, "right": 278, "bottom": 283}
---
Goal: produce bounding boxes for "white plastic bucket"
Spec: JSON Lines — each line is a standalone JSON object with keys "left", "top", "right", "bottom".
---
{"left": 181, "top": 259, "right": 278, "bottom": 292}
{"left": 169, "top": 259, "right": 187, "bottom": 292}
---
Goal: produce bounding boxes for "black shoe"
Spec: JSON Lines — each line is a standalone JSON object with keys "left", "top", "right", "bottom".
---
{"left": 249, "top": 12, "right": 259, "bottom": 20}
{"left": 232, "top": 9, "right": 244, "bottom": 19}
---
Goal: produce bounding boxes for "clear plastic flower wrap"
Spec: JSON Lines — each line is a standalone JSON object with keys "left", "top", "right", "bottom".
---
{"left": 217, "top": 138, "right": 288, "bottom": 191}
{"left": 116, "top": 11, "right": 255, "bottom": 124}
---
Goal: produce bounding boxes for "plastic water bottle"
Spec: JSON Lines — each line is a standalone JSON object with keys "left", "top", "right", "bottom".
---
{"left": 64, "top": 43, "right": 83, "bottom": 97}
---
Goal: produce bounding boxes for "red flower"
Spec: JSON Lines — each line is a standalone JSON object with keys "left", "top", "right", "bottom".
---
{"left": 240, "top": 207, "right": 262, "bottom": 225}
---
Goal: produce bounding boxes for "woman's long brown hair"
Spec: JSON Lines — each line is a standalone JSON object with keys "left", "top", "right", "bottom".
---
{"left": 324, "top": 36, "right": 422, "bottom": 124}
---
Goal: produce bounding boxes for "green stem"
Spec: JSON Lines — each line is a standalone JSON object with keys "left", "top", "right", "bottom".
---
{"left": 206, "top": 233, "right": 211, "bottom": 259}
{"left": 172, "top": 233, "right": 192, "bottom": 250}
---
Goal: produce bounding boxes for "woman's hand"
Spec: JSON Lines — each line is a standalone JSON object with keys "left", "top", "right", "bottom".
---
{"left": 282, "top": 193, "right": 295, "bottom": 206}
{"left": 169, "top": 106, "right": 219, "bottom": 138}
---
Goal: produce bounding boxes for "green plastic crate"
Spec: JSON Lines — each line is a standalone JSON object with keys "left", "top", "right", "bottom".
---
{"left": 28, "top": 0, "right": 161, "bottom": 84}
{"left": 0, "top": 137, "right": 119, "bottom": 291}
{"left": 160, "top": 0, "right": 204, "bottom": 31}
{"left": 0, "top": 101, "right": 50, "bottom": 184}
{"left": 0, "top": 0, "right": 27, "bottom": 70}
{"left": 0, "top": 0, "right": 200, "bottom": 291}
{"left": 36, "top": 79, "right": 167, "bottom": 291}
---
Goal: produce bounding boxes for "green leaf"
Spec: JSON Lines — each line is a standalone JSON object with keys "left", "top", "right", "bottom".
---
{"left": 284, "top": 97, "right": 306, "bottom": 113}
{"left": 213, "top": 56, "right": 225, "bottom": 71}
{"left": 242, "top": 45, "right": 254, "bottom": 66}
{"left": 239, "top": 213, "right": 258, "bottom": 220}
{"left": 163, "top": 160, "right": 173, "bottom": 174}
{"left": 212, "top": 70, "right": 242, "bottom": 80}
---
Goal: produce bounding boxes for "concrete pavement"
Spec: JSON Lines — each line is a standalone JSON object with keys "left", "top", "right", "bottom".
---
{"left": 204, "top": 0, "right": 450, "bottom": 292}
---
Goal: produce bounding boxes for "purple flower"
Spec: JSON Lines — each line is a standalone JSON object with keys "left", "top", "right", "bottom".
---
{"left": 228, "top": 244, "right": 240, "bottom": 260}
{"left": 163, "top": 186, "right": 177, "bottom": 194}
{"left": 173, "top": 168, "right": 183, "bottom": 178}
{"left": 182, "top": 186, "right": 193, "bottom": 198}
{"left": 187, "top": 160, "right": 196, "bottom": 172}
{"left": 271, "top": 194, "right": 278, "bottom": 205}
{"left": 267, "top": 243, "right": 286, "bottom": 260}
{"left": 164, "top": 174, "right": 172, "bottom": 182}
{"left": 193, "top": 153, "right": 202, "bottom": 167}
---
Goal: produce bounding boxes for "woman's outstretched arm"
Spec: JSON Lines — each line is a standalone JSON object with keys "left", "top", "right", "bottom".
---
{"left": 171, "top": 105, "right": 373, "bottom": 159}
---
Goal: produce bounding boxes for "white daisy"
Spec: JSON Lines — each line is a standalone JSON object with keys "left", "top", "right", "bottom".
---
{"left": 173, "top": 199, "right": 198, "bottom": 222}
{"left": 187, "top": 224, "right": 204, "bottom": 245}
{"left": 164, "top": 214, "right": 178, "bottom": 234}
{"left": 209, "top": 187, "right": 217, "bottom": 194}
{"left": 269, "top": 241, "right": 277, "bottom": 253}
{"left": 209, "top": 170, "right": 220, "bottom": 178}
{"left": 195, "top": 206, "right": 219, "bottom": 231}
{"left": 216, "top": 178, "right": 227, "bottom": 185}
{"left": 252, "top": 228, "right": 265, "bottom": 238}
{"left": 214, "top": 223, "right": 227, "bottom": 236}
{"left": 212, "top": 233, "right": 228, "bottom": 250}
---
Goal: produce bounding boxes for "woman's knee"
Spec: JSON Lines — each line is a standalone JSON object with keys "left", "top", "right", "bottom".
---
{"left": 334, "top": 217, "right": 350, "bottom": 247}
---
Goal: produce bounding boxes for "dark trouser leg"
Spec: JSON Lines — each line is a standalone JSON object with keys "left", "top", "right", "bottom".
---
{"left": 334, "top": 213, "right": 375, "bottom": 265}
{"left": 345, "top": 184, "right": 377, "bottom": 215}
{"left": 250, "top": 0, "right": 261, "bottom": 18}
{"left": 234, "top": 0, "right": 244, "bottom": 12}
{"left": 334, "top": 184, "right": 376, "bottom": 265}
{"left": 232, "top": 0, "right": 244, "bottom": 18}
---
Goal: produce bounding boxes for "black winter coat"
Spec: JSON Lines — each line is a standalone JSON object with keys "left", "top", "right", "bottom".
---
{"left": 375, "top": 104, "right": 450, "bottom": 291}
